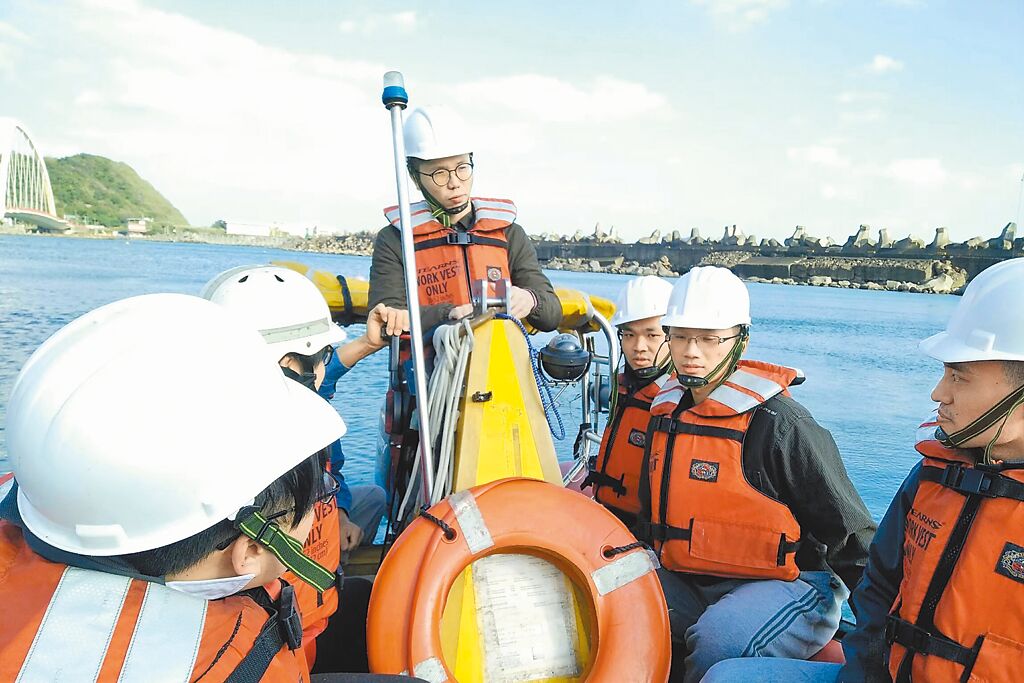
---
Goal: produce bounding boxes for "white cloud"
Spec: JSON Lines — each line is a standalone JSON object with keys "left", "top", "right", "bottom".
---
{"left": 867, "top": 54, "right": 904, "bottom": 73}
{"left": 448, "top": 75, "right": 670, "bottom": 124}
{"left": 28, "top": 0, "right": 671, "bottom": 231}
{"left": 339, "top": 11, "right": 417, "bottom": 34}
{"left": 73, "top": 90, "right": 104, "bottom": 107}
{"left": 0, "top": 21, "right": 30, "bottom": 41}
{"left": 884, "top": 158, "right": 947, "bottom": 186}
{"left": 0, "top": 21, "right": 30, "bottom": 74}
{"left": 835, "top": 91, "right": 886, "bottom": 104}
{"left": 689, "top": 0, "right": 790, "bottom": 30}
{"left": 55, "top": 0, "right": 395, "bottom": 228}
{"left": 787, "top": 145, "right": 850, "bottom": 168}
{"left": 840, "top": 108, "right": 885, "bottom": 124}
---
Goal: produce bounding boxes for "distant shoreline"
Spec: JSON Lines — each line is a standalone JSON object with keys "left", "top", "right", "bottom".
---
{"left": 4, "top": 225, "right": 1011, "bottom": 295}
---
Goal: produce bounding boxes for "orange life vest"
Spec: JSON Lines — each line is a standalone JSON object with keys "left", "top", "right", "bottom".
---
{"left": 588, "top": 372, "right": 671, "bottom": 521}
{"left": 286, "top": 464, "right": 342, "bottom": 668}
{"left": 383, "top": 198, "right": 514, "bottom": 307}
{"left": 0, "top": 521, "right": 309, "bottom": 682}
{"left": 886, "top": 418, "right": 1024, "bottom": 682}
{"left": 638, "top": 360, "right": 803, "bottom": 581}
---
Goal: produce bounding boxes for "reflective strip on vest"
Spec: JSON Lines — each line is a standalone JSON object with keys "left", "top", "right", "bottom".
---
{"left": 118, "top": 584, "right": 207, "bottom": 683}
{"left": 17, "top": 568, "right": 132, "bottom": 683}
{"left": 707, "top": 384, "right": 763, "bottom": 414}
{"left": 652, "top": 381, "right": 685, "bottom": 411}
{"left": 384, "top": 202, "right": 435, "bottom": 231}
{"left": 727, "top": 370, "right": 784, "bottom": 402}
{"left": 449, "top": 490, "right": 494, "bottom": 554}
{"left": 386, "top": 199, "right": 515, "bottom": 231}
{"left": 473, "top": 198, "right": 516, "bottom": 223}
{"left": 17, "top": 568, "right": 207, "bottom": 683}
{"left": 0, "top": 475, "right": 13, "bottom": 501}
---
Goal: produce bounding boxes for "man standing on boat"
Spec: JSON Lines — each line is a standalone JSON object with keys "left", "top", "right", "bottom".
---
{"left": 586, "top": 275, "right": 674, "bottom": 528}
{"left": 635, "top": 266, "right": 875, "bottom": 683}
{"left": 368, "top": 107, "right": 561, "bottom": 333}
{"left": 701, "top": 259, "right": 1024, "bottom": 682}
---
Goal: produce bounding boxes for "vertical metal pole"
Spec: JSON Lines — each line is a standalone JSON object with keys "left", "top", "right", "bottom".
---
{"left": 381, "top": 71, "right": 436, "bottom": 503}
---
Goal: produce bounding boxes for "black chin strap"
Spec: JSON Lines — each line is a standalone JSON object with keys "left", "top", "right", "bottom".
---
{"left": 937, "top": 383, "right": 1024, "bottom": 462}
{"left": 281, "top": 366, "right": 317, "bottom": 391}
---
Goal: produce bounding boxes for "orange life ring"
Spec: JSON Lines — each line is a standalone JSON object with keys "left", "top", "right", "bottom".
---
{"left": 367, "top": 477, "right": 671, "bottom": 682}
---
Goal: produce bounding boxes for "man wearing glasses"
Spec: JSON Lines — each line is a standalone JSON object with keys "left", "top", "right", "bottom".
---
{"left": 368, "top": 106, "right": 561, "bottom": 333}
{"left": 634, "top": 266, "right": 875, "bottom": 682}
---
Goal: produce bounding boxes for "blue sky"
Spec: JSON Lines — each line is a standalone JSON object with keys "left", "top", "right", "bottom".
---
{"left": 1, "top": 0, "right": 1021, "bottom": 241}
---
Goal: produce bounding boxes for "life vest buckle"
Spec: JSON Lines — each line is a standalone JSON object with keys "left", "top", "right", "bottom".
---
{"left": 277, "top": 584, "right": 304, "bottom": 651}
{"left": 446, "top": 231, "right": 473, "bottom": 246}
{"left": 885, "top": 615, "right": 932, "bottom": 652}
{"left": 941, "top": 464, "right": 993, "bottom": 496}
{"left": 652, "top": 416, "right": 681, "bottom": 434}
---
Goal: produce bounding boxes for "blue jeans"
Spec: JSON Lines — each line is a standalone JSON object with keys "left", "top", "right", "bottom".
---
{"left": 340, "top": 484, "right": 387, "bottom": 566}
{"left": 658, "top": 569, "right": 847, "bottom": 683}
{"left": 701, "top": 658, "right": 841, "bottom": 682}
{"left": 346, "top": 484, "right": 387, "bottom": 543}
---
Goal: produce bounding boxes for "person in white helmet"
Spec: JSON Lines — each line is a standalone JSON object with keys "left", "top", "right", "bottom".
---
{"left": 632, "top": 266, "right": 874, "bottom": 683}
{"left": 585, "top": 275, "right": 675, "bottom": 527}
{"left": 703, "top": 258, "right": 1024, "bottom": 682}
{"left": 0, "top": 294, "right": 351, "bottom": 681}
{"left": 368, "top": 106, "right": 561, "bottom": 333}
{"left": 202, "top": 265, "right": 390, "bottom": 673}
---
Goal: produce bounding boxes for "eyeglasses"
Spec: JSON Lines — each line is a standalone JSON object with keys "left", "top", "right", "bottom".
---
{"left": 668, "top": 333, "right": 743, "bottom": 349}
{"left": 417, "top": 162, "right": 474, "bottom": 187}
{"left": 319, "top": 470, "right": 341, "bottom": 505}
{"left": 320, "top": 345, "right": 335, "bottom": 367}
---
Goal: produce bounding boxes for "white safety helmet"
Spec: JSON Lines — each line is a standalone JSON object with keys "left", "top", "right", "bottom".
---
{"left": 920, "top": 258, "right": 1024, "bottom": 363}
{"left": 662, "top": 266, "right": 751, "bottom": 330}
{"left": 202, "top": 265, "right": 346, "bottom": 363}
{"left": 404, "top": 107, "right": 472, "bottom": 161}
{"left": 6, "top": 294, "right": 346, "bottom": 556}
{"left": 610, "top": 276, "right": 674, "bottom": 327}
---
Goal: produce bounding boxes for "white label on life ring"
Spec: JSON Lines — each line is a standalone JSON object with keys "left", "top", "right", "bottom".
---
{"left": 473, "top": 554, "right": 581, "bottom": 681}
{"left": 592, "top": 549, "right": 656, "bottom": 596}
{"left": 413, "top": 657, "right": 448, "bottom": 683}
{"left": 449, "top": 490, "right": 494, "bottom": 554}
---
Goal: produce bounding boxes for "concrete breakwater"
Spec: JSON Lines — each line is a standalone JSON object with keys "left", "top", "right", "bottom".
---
{"left": 534, "top": 222, "right": 1023, "bottom": 294}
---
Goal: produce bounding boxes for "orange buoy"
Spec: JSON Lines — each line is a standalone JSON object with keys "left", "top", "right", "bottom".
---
{"left": 367, "top": 477, "right": 671, "bottom": 682}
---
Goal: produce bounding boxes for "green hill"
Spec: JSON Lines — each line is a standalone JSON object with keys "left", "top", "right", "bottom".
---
{"left": 45, "top": 154, "right": 188, "bottom": 228}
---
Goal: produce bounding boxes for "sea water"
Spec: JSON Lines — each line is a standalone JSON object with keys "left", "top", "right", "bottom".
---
{"left": 0, "top": 234, "right": 958, "bottom": 520}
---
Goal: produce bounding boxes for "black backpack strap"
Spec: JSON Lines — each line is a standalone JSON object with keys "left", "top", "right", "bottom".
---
{"left": 224, "top": 584, "right": 303, "bottom": 683}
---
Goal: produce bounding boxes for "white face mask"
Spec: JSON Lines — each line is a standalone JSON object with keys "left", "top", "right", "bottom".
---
{"left": 166, "top": 574, "right": 256, "bottom": 600}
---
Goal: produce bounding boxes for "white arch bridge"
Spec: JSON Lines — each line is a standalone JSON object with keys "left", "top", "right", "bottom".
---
{"left": 1, "top": 118, "right": 66, "bottom": 231}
